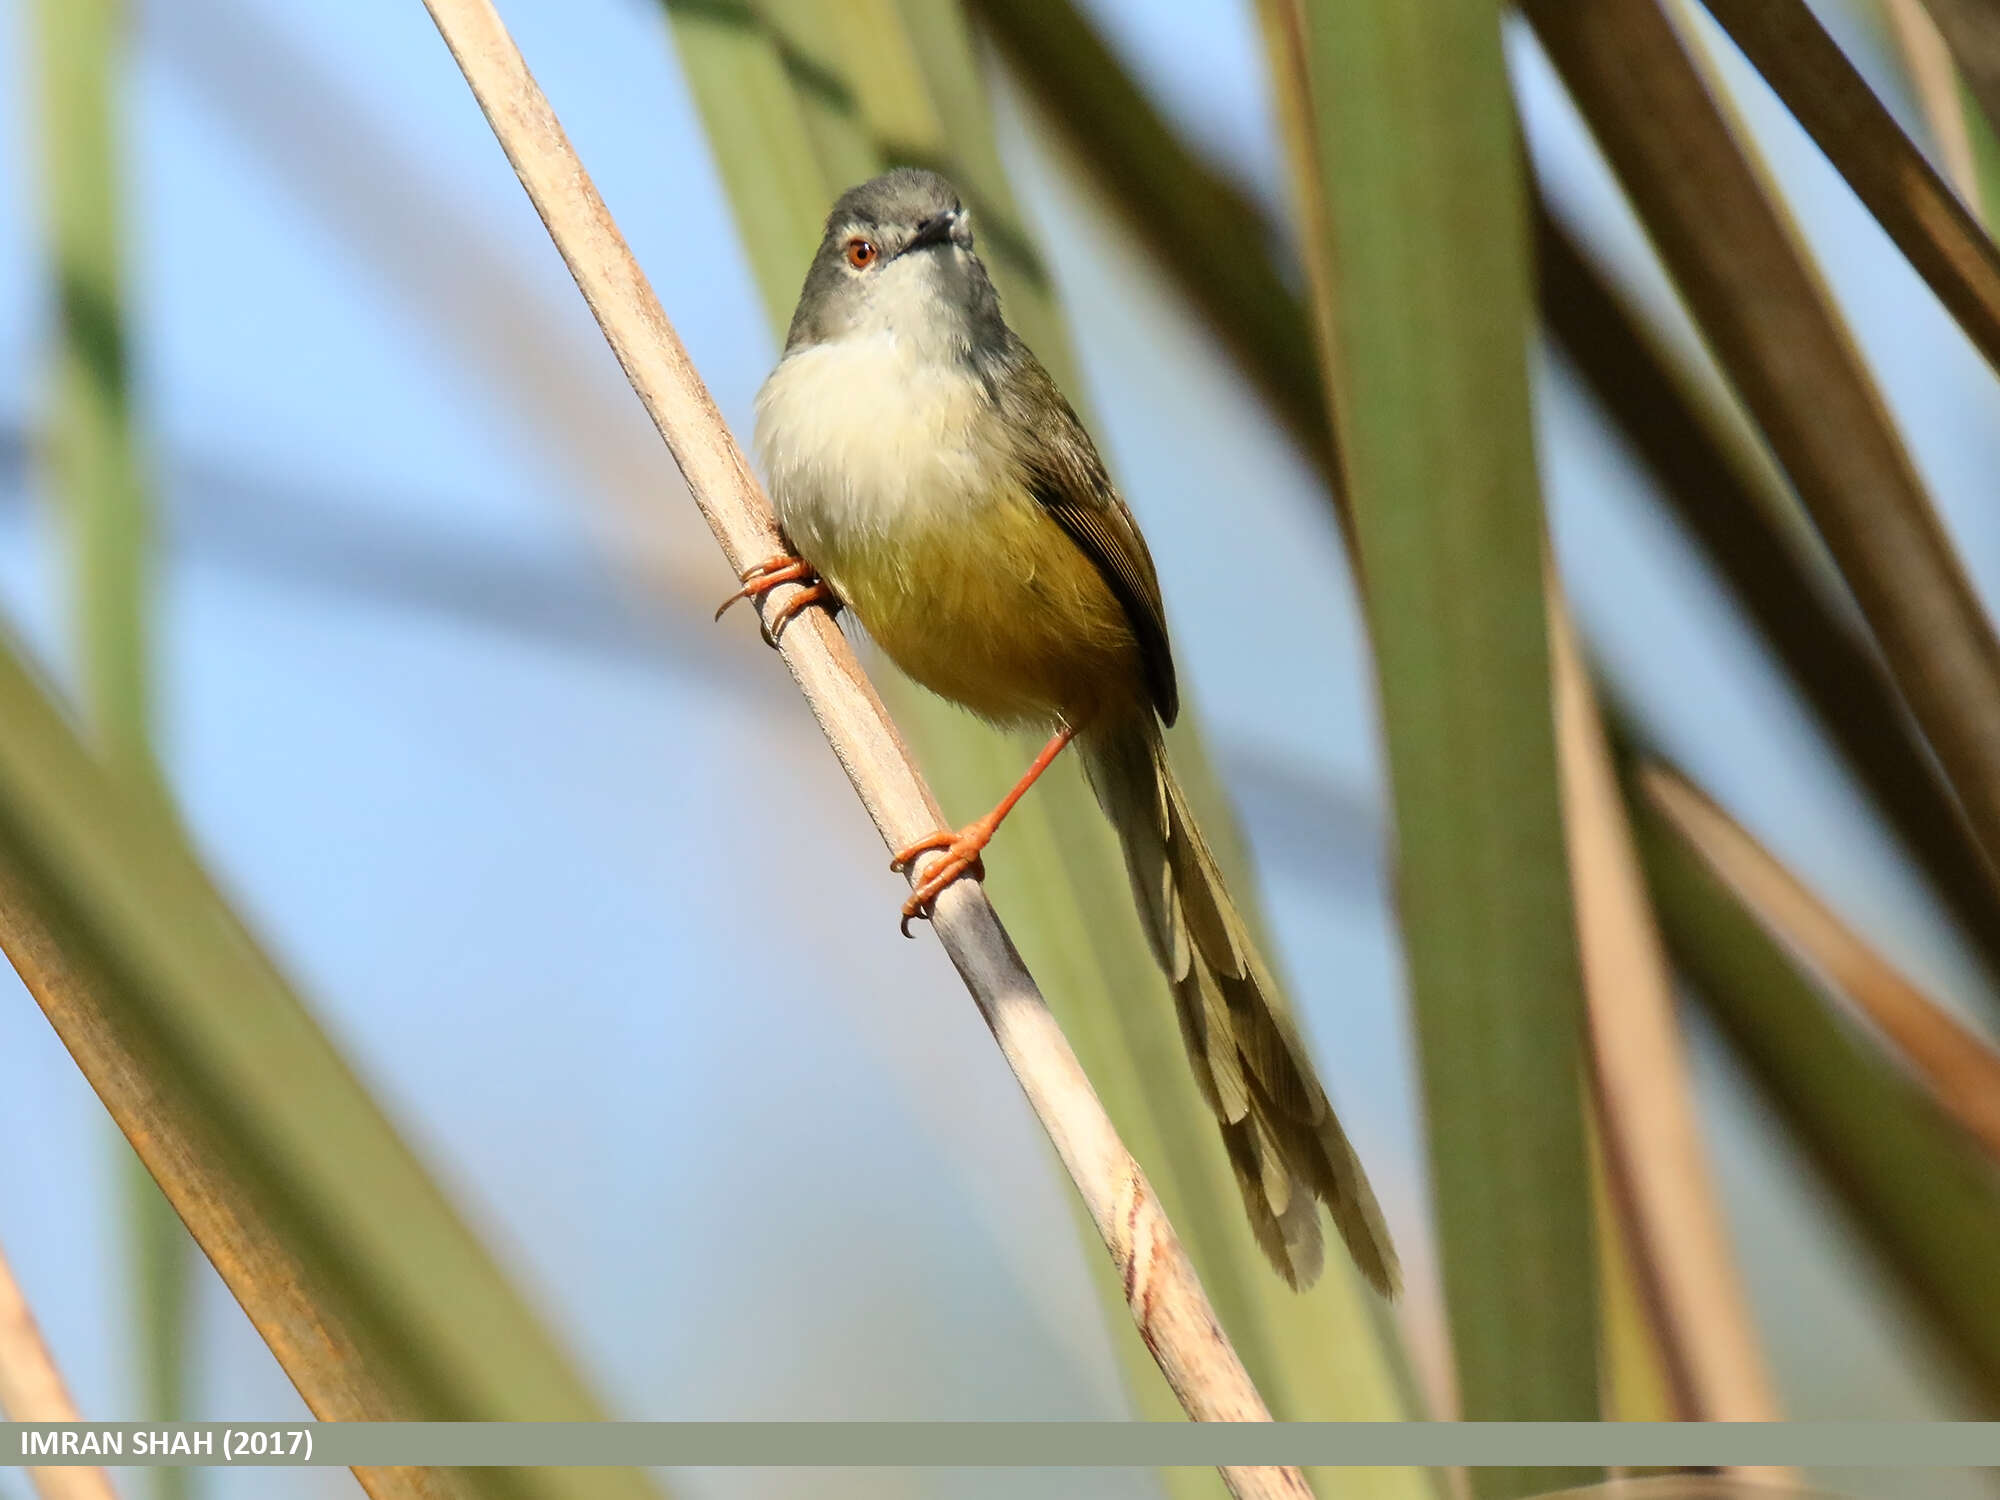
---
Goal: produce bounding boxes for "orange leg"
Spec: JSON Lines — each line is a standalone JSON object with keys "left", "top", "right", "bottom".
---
{"left": 714, "top": 552, "right": 835, "bottom": 643}
{"left": 892, "top": 724, "right": 1078, "bottom": 937}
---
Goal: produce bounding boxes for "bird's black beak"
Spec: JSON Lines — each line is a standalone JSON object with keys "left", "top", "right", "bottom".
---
{"left": 902, "top": 212, "right": 957, "bottom": 255}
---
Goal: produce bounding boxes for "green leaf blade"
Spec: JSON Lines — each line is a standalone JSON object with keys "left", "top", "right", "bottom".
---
{"left": 1294, "top": 0, "right": 1599, "bottom": 1488}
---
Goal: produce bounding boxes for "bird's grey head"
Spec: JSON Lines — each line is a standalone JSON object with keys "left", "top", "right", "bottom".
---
{"left": 782, "top": 168, "right": 1005, "bottom": 360}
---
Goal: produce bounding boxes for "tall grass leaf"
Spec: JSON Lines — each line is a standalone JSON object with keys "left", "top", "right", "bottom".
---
{"left": 1289, "top": 2, "right": 1599, "bottom": 1491}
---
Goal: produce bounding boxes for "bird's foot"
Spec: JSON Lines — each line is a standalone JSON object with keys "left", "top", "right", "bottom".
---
{"left": 714, "top": 552, "right": 835, "bottom": 645}
{"left": 888, "top": 726, "right": 1080, "bottom": 937}
{"left": 891, "top": 823, "right": 994, "bottom": 937}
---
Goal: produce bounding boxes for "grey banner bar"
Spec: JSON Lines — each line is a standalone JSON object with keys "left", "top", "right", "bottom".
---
{"left": 7, "top": 1422, "right": 1999, "bottom": 1468}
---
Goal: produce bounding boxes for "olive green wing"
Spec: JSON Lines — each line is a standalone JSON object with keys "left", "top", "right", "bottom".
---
{"left": 1000, "top": 349, "right": 1180, "bottom": 725}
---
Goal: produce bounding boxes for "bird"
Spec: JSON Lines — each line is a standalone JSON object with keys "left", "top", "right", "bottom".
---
{"left": 722, "top": 167, "right": 1398, "bottom": 1296}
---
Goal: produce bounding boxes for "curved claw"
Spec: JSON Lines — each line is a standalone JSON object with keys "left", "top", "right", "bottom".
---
{"left": 715, "top": 553, "right": 817, "bottom": 623}
{"left": 894, "top": 831, "right": 989, "bottom": 936}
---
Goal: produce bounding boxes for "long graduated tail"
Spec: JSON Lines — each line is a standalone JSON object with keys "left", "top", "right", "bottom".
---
{"left": 1083, "top": 719, "right": 1400, "bottom": 1295}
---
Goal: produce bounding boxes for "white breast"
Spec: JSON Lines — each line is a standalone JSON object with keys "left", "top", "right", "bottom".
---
{"left": 753, "top": 334, "right": 1011, "bottom": 569}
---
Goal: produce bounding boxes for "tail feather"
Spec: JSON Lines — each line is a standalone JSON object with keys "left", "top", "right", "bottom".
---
{"left": 1085, "top": 720, "right": 1401, "bottom": 1296}
{"left": 1186, "top": 963, "right": 1250, "bottom": 1123}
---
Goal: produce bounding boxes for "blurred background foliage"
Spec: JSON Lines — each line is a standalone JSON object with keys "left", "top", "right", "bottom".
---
{"left": 0, "top": 0, "right": 1997, "bottom": 1499}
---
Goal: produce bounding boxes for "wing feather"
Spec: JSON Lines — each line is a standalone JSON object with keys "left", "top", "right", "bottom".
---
{"left": 995, "top": 343, "right": 1180, "bottom": 724}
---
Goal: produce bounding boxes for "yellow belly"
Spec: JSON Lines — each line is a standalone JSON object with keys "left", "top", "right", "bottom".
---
{"left": 815, "top": 485, "right": 1144, "bottom": 729}
{"left": 756, "top": 336, "right": 1145, "bottom": 728}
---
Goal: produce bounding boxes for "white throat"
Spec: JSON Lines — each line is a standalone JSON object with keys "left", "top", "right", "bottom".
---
{"left": 754, "top": 329, "right": 1010, "bottom": 570}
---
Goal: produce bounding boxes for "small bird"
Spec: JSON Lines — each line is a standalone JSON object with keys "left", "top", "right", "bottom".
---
{"left": 729, "top": 167, "right": 1397, "bottom": 1295}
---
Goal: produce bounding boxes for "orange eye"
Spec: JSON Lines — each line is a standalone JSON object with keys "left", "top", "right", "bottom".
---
{"left": 844, "top": 237, "right": 878, "bottom": 270}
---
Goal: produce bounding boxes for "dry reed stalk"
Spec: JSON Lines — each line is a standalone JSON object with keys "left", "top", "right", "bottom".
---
{"left": 416, "top": 1, "right": 1304, "bottom": 1491}
{"left": 1646, "top": 765, "right": 2000, "bottom": 1167}
{"left": 1548, "top": 596, "right": 1787, "bottom": 1467}
{"left": 0, "top": 1236, "right": 118, "bottom": 1500}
